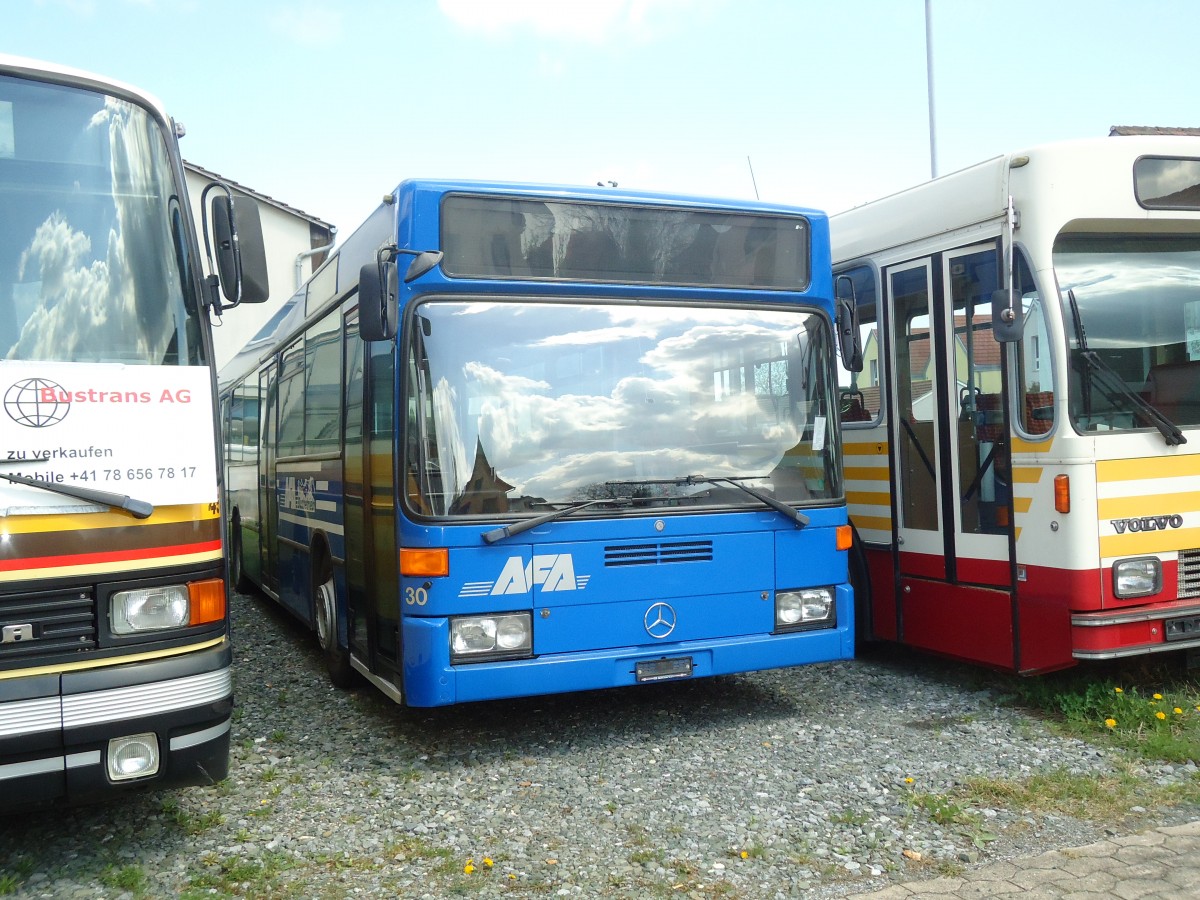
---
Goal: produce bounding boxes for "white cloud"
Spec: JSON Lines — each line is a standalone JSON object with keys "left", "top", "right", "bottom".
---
{"left": 269, "top": 4, "right": 343, "bottom": 46}
{"left": 438, "top": 0, "right": 706, "bottom": 42}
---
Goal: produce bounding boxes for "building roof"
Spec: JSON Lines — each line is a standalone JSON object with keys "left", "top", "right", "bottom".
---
{"left": 1109, "top": 125, "right": 1200, "bottom": 137}
{"left": 183, "top": 160, "right": 334, "bottom": 232}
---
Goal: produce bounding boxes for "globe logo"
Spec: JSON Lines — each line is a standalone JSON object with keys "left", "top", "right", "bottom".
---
{"left": 4, "top": 378, "right": 71, "bottom": 428}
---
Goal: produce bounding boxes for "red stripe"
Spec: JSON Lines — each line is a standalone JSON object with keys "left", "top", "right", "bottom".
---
{"left": 0, "top": 540, "right": 222, "bottom": 573}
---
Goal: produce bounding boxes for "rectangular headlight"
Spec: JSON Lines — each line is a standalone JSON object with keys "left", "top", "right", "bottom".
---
{"left": 776, "top": 587, "right": 836, "bottom": 632}
{"left": 111, "top": 585, "right": 189, "bottom": 634}
{"left": 1113, "top": 557, "right": 1161, "bottom": 599}
{"left": 450, "top": 612, "right": 532, "bottom": 663}
{"left": 107, "top": 733, "right": 160, "bottom": 781}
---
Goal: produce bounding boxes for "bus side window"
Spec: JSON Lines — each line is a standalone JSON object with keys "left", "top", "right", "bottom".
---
{"left": 836, "top": 264, "right": 881, "bottom": 425}
{"left": 1012, "top": 253, "right": 1054, "bottom": 436}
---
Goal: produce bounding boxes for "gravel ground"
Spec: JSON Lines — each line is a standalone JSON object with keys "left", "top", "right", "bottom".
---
{"left": 3, "top": 590, "right": 1198, "bottom": 899}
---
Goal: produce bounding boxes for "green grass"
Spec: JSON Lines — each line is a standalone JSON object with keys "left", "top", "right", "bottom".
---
{"left": 1000, "top": 659, "right": 1200, "bottom": 763}
{"left": 100, "top": 864, "right": 147, "bottom": 895}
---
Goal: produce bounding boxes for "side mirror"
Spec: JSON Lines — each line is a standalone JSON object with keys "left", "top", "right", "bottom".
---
{"left": 404, "top": 250, "right": 443, "bottom": 283}
{"left": 211, "top": 194, "right": 270, "bottom": 305}
{"left": 359, "top": 259, "right": 398, "bottom": 341}
{"left": 834, "top": 275, "right": 863, "bottom": 373}
{"left": 991, "top": 288, "right": 1023, "bottom": 342}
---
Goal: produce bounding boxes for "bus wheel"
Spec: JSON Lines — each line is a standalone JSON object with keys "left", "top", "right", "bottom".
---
{"left": 849, "top": 525, "right": 874, "bottom": 653}
{"left": 230, "top": 518, "right": 253, "bottom": 594}
{"left": 314, "top": 563, "right": 355, "bottom": 688}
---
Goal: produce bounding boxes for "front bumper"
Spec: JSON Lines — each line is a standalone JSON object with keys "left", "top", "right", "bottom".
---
{"left": 0, "top": 640, "right": 233, "bottom": 812}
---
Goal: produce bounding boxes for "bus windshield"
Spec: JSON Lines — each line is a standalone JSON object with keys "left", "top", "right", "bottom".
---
{"left": 0, "top": 74, "right": 200, "bottom": 365}
{"left": 1056, "top": 231, "right": 1200, "bottom": 432}
{"left": 404, "top": 299, "right": 840, "bottom": 517}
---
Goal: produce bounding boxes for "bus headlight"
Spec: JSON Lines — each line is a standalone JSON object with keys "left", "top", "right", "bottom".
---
{"left": 1113, "top": 558, "right": 1161, "bottom": 599}
{"left": 107, "top": 733, "right": 160, "bottom": 781}
{"left": 110, "top": 585, "right": 189, "bottom": 634}
{"left": 775, "top": 587, "right": 836, "bottom": 632}
{"left": 450, "top": 612, "right": 532, "bottom": 663}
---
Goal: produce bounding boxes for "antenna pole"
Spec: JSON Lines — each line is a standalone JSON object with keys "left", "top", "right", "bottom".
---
{"left": 925, "top": 0, "right": 938, "bottom": 178}
{"left": 746, "top": 156, "right": 760, "bottom": 200}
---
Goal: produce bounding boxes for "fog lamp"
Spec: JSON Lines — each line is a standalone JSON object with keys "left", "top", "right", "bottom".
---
{"left": 107, "top": 733, "right": 160, "bottom": 781}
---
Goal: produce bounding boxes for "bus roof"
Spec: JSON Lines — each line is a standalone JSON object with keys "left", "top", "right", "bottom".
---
{"left": 218, "top": 179, "right": 830, "bottom": 391}
{"left": 0, "top": 53, "right": 172, "bottom": 127}
{"left": 831, "top": 134, "right": 1200, "bottom": 265}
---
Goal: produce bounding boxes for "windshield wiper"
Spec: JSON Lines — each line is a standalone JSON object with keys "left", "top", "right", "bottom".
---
{"left": 1067, "top": 289, "right": 1184, "bottom": 446}
{"left": 482, "top": 498, "right": 625, "bottom": 544}
{"left": 683, "top": 475, "right": 809, "bottom": 528}
{"left": 0, "top": 470, "right": 154, "bottom": 519}
{"left": 1079, "top": 350, "right": 1186, "bottom": 446}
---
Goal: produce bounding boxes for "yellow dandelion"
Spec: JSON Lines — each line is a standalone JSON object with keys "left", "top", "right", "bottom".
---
{"left": 1153, "top": 693, "right": 1163, "bottom": 700}
{"left": 904, "top": 777, "right": 914, "bottom": 784}
{"left": 1114, "top": 687, "right": 1124, "bottom": 694}
{"left": 1105, "top": 718, "right": 1117, "bottom": 729}
{"left": 1156, "top": 711, "right": 1167, "bottom": 720}
{"left": 484, "top": 858, "right": 494, "bottom": 868}
{"left": 1175, "top": 708, "right": 1184, "bottom": 715}
{"left": 464, "top": 863, "right": 475, "bottom": 874}
{"left": 740, "top": 850, "right": 749, "bottom": 859}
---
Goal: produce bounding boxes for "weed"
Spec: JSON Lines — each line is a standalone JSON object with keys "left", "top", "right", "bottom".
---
{"left": 100, "top": 864, "right": 147, "bottom": 895}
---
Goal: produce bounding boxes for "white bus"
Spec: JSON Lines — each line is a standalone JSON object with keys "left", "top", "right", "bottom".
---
{"left": 0, "top": 54, "right": 266, "bottom": 809}
{"left": 833, "top": 135, "right": 1200, "bottom": 673}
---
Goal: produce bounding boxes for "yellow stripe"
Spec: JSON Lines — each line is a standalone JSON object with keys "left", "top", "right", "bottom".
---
{"left": 850, "top": 514, "right": 892, "bottom": 532}
{"left": 844, "top": 441, "right": 889, "bottom": 456}
{"left": 0, "top": 548, "right": 222, "bottom": 584}
{"left": 847, "top": 491, "right": 891, "bottom": 507}
{"left": 1011, "top": 467, "right": 1043, "bottom": 484}
{"left": 1, "top": 502, "right": 219, "bottom": 536}
{"left": 0, "top": 636, "right": 227, "bottom": 681}
{"left": 1098, "top": 455, "right": 1200, "bottom": 482}
{"left": 1098, "top": 492, "right": 1200, "bottom": 519}
{"left": 1011, "top": 435, "right": 1052, "bottom": 455}
{"left": 1013, "top": 497, "right": 1033, "bottom": 514}
{"left": 845, "top": 466, "right": 890, "bottom": 481}
{"left": 1101, "top": 527, "right": 1200, "bottom": 558}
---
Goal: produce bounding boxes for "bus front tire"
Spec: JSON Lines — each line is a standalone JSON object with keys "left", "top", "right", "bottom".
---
{"left": 314, "top": 566, "right": 355, "bottom": 689}
{"left": 230, "top": 521, "right": 253, "bottom": 594}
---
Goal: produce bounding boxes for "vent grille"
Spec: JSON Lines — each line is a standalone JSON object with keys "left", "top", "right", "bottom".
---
{"left": 604, "top": 540, "right": 713, "bottom": 567}
{"left": 1179, "top": 549, "right": 1200, "bottom": 599}
{"left": 0, "top": 588, "right": 97, "bottom": 663}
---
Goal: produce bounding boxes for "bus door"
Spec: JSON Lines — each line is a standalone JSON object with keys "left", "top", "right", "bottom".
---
{"left": 343, "top": 312, "right": 403, "bottom": 694}
{"left": 259, "top": 363, "right": 281, "bottom": 596}
{"left": 886, "top": 245, "right": 1015, "bottom": 667}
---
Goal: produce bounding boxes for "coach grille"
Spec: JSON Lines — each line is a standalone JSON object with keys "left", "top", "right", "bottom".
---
{"left": 0, "top": 588, "right": 97, "bottom": 663}
{"left": 1179, "top": 549, "right": 1200, "bottom": 599}
{"left": 604, "top": 540, "right": 714, "bottom": 567}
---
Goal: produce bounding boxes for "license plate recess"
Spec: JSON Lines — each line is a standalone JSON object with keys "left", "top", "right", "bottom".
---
{"left": 635, "top": 656, "right": 694, "bottom": 683}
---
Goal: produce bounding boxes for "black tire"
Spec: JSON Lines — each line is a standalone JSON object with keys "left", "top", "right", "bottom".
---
{"left": 313, "top": 556, "right": 356, "bottom": 688}
{"left": 848, "top": 525, "right": 874, "bottom": 653}
{"left": 229, "top": 519, "right": 253, "bottom": 594}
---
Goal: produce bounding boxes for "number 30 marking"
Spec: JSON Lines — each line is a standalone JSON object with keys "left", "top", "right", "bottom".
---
{"left": 405, "top": 586, "right": 429, "bottom": 606}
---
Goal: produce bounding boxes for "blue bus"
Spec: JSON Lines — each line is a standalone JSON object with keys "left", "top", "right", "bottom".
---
{"left": 220, "top": 180, "right": 858, "bottom": 707}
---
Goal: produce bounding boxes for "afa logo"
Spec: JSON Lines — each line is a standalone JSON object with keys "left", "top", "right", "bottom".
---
{"left": 4, "top": 378, "right": 70, "bottom": 428}
{"left": 458, "top": 554, "right": 592, "bottom": 597}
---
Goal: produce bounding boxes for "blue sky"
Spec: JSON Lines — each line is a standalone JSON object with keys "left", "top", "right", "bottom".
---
{"left": 4, "top": 0, "right": 1199, "bottom": 239}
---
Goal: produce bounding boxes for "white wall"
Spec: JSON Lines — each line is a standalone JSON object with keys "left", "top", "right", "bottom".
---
{"left": 184, "top": 168, "right": 333, "bottom": 371}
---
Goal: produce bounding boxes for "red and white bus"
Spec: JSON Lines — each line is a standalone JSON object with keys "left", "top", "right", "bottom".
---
{"left": 834, "top": 135, "right": 1200, "bottom": 672}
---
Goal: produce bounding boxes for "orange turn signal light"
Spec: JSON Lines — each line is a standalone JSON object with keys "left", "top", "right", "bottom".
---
{"left": 400, "top": 547, "right": 450, "bottom": 577}
{"left": 1054, "top": 474, "right": 1070, "bottom": 514}
{"left": 188, "top": 578, "right": 227, "bottom": 626}
{"left": 835, "top": 524, "right": 853, "bottom": 551}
